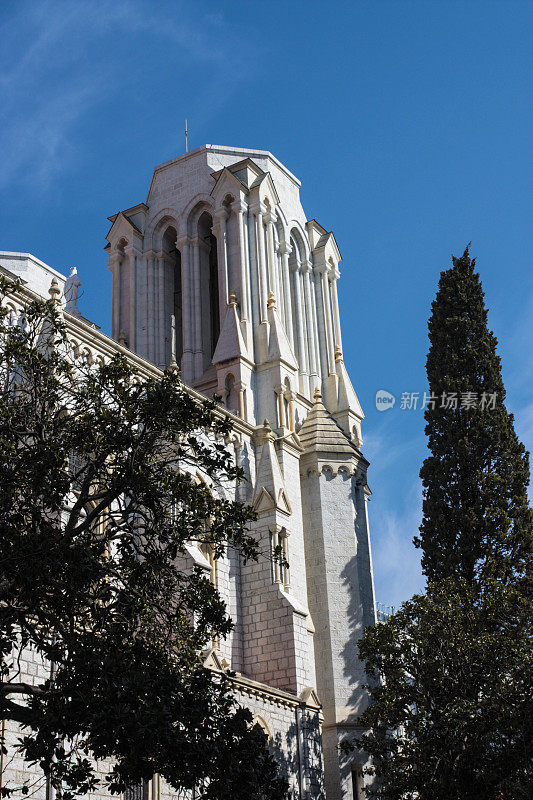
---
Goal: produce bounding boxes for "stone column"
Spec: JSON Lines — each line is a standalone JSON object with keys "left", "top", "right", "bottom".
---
{"left": 157, "top": 254, "right": 165, "bottom": 367}
{"left": 318, "top": 264, "right": 335, "bottom": 375}
{"left": 141, "top": 254, "right": 149, "bottom": 358}
{"left": 279, "top": 241, "right": 294, "bottom": 349}
{"left": 277, "top": 249, "right": 285, "bottom": 330}
{"left": 214, "top": 207, "right": 229, "bottom": 324}
{"left": 127, "top": 249, "right": 136, "bottom": 352}
{"left": 231, "top": 200, "right": 251, "bottom": 332}
{"left": 275, "top": 383, "right": 286, "bottom": 429}
{"left": 235, "top": 380, "right": 247, "bottom": 421}
{"left": 251, "top": 202, "right": 268, "bottom": 323}
{"left": 278, "top": 527, "right": 290, "bottom": 590}
{"left": 109, "top": 253, "right": 121, "bottom": 341}
{"left": 176, "top": 235, "right": 193, "bottom": 382}
{"left": 330, "top": 265, "right": 343, "bottom": 353}
{"left": 309, "top": 266, "right": 322, "bottom": 382}
{"left": 285, "top": 387, "right": 296, "bottom": 431}
{"left": 291, "top": 260, "right": 308, "bottom": 386}
{"left": 301, "top": 259, "right": 319, "bottom": 391}
{"left": 191, "top": 237, "right": 204, "bottom": 378}
{"left": 265, "top": 212, "right": 279, "bottom": 304}
{"left": 269, "top": 523, "right": 282, "bottom": 585}
{"left": 142, "top": 253, "right": 151, "bottom": 362}
{"left": 151, "top": 256, "right": 157, "bottom": 364}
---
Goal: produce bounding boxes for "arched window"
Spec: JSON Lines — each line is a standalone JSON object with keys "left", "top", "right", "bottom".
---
{"left": 199, "top": 537, "right": 218, "bottom": 589}
{"left": 252, "top": 714, "right": 272, "bottom": 741}
{"left": 288, "top": 237, "right": 302, "bottom": 364}
{"left": 198, "top": 526, "right": 219, "bottom": 649}
{"left": 197, "top": 211, "right": 220, "bottom": 364}
{"left": 162, "top": 226, "right": 182, "bottom": 366}
{"left": 283, "top": 377, "right": 294, "bottom": 431}
{"left": 270, "top": 525, "right": 290, "bottom": 589}
{"left": 225, "top": 373, "right": 238, "bottom": 415}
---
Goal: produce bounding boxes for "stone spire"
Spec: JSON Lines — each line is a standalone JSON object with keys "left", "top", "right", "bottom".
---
{"left": 48, "top": 277, "right": 62, "bottom": 305}
{"left": 331, "top": 344, "right": 364, "bottom": 446}
{"left": 267, "top": 291, "right": 298, "bottom": 369}
{"left": 252, "top": 420, "right": 292, "bottom": 516}
{"left": 212, "top": 293, "right": 250, "bottom": 365}
{"left": 299, "top": 389, "right": 358, "bottom": 458}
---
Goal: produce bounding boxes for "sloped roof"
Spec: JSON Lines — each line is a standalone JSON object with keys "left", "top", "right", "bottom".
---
{"left": 252, "top": 422, "right": 292, "bottom": 516}
{"left": 299, "top": 391, "right": 357, "bottom": 457}
{"left": 212, "top": 296, "right": 251, "bottom": 365}
{"left": 267, "top": 294, "right": 297, "bottom": 368}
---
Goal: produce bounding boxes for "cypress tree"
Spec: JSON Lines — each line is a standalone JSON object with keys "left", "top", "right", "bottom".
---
{"left": 350, "top": 247, "right": 532, "bottom": 799}
{"left": 415, "top": 245, "right": 531, "bottom": 588}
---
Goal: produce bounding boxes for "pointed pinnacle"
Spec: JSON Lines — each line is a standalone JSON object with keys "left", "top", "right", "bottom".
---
{"left": 169, "top": 355, "right": 179, "bottom": 373}
{"left": 48, "top": 277, "right": 61, "bottom": 304}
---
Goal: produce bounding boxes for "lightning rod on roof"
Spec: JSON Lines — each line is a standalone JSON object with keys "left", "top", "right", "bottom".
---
{"left": 185, "top": 119, "right": 188, "bottom": 153}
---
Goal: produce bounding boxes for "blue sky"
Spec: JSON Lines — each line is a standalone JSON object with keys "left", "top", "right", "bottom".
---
{"left": 1, "top": 0, "right": 531, "bottom": 608}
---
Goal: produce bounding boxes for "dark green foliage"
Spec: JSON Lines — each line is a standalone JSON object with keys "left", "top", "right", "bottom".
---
{"left": 355, "top": 579, "right": 532, "bottom": 799}
{"left": 351, "top": 248, "right": 533, "bottom": 799}
{"left": 415, "top": 246, "right": 531, "bottom": 586}
{"left": 0, "top": 278, "right": 287, "bottom": 800}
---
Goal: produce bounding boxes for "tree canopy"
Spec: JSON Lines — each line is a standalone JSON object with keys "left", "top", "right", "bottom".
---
{"left": 416, "top": 246, "right": 531, "bottom": 587}
{"left": 0, "top": 276, "right": 287, "bottom": 800}
{"left": 351, "top": 247, "right": 532, "bottom": 799}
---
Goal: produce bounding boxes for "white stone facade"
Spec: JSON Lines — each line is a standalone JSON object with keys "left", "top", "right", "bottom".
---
{"left": 0, "top": 144, "right": 377, "bottom": 800}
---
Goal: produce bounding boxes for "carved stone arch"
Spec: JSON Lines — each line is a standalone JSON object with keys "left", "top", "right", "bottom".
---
{"left": 194, "top": 470, "right": 212, "bottom": 490}
{"left": 289, "top": 234, "right": 301, "bottom": 262}
{"left": 5, "top": 302, "right": 18, "bottom": 324}
{"left": 252, "top": 714, "right": 272, "bottom": 740}
{"left": 224, "top": 372, "right": 238, "bottom": 415}
{"left": 147, "top": 210, "right": 182, "bottom": 366}
{"left": 194, "top": 469, "right": 230, "bottom": 502}
{"left": 185, "top": 198, "right": 220, "bottom": 365}
{"left": 254, "top": 172, "right": 278, "bottom": 212}
{"left": 272, "top": 219, "right": 281, "bottom": 246}
{"left": 289, "top": 223, "right": 310, "bottom": 261}
{"left": 146, "top": 208, "right": 180, "bottom": 251}
{"left": 276, "top": 203, "right": 289, "bottom": 230}
{"left": 181, "top": 193, "right": 215, "bottom": 237}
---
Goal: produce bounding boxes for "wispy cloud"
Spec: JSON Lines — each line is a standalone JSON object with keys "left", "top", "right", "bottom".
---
{"left": 370, "top": 478, "right": 425, "bottom": 610}
{"left": 0, "top": 0, "right": 251, "bottom": 192}
{"left": 363, "top": 418, "right": 426, "bottom": 608}
{"left": 502, "top": 283, "right": 533, "bottom": 493}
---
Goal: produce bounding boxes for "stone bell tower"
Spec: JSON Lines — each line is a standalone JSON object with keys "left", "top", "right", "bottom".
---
{"left": 106, "top": 145, "right": 377, "bottom": 799}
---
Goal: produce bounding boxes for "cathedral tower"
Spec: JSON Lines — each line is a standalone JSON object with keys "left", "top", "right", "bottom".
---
{"left": 106, "top": 145, "right": 377, "bottom": 799}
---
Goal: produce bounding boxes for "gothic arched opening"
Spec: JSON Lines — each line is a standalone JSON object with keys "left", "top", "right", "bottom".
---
{"left": 288, "top": 235, "right": 302, "bottom": 368}
{"left": 197, "top": 211, "right": 220, "bottom": 367}
{"left": 162, "top": 226, "right": 182, "bottom": 366}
